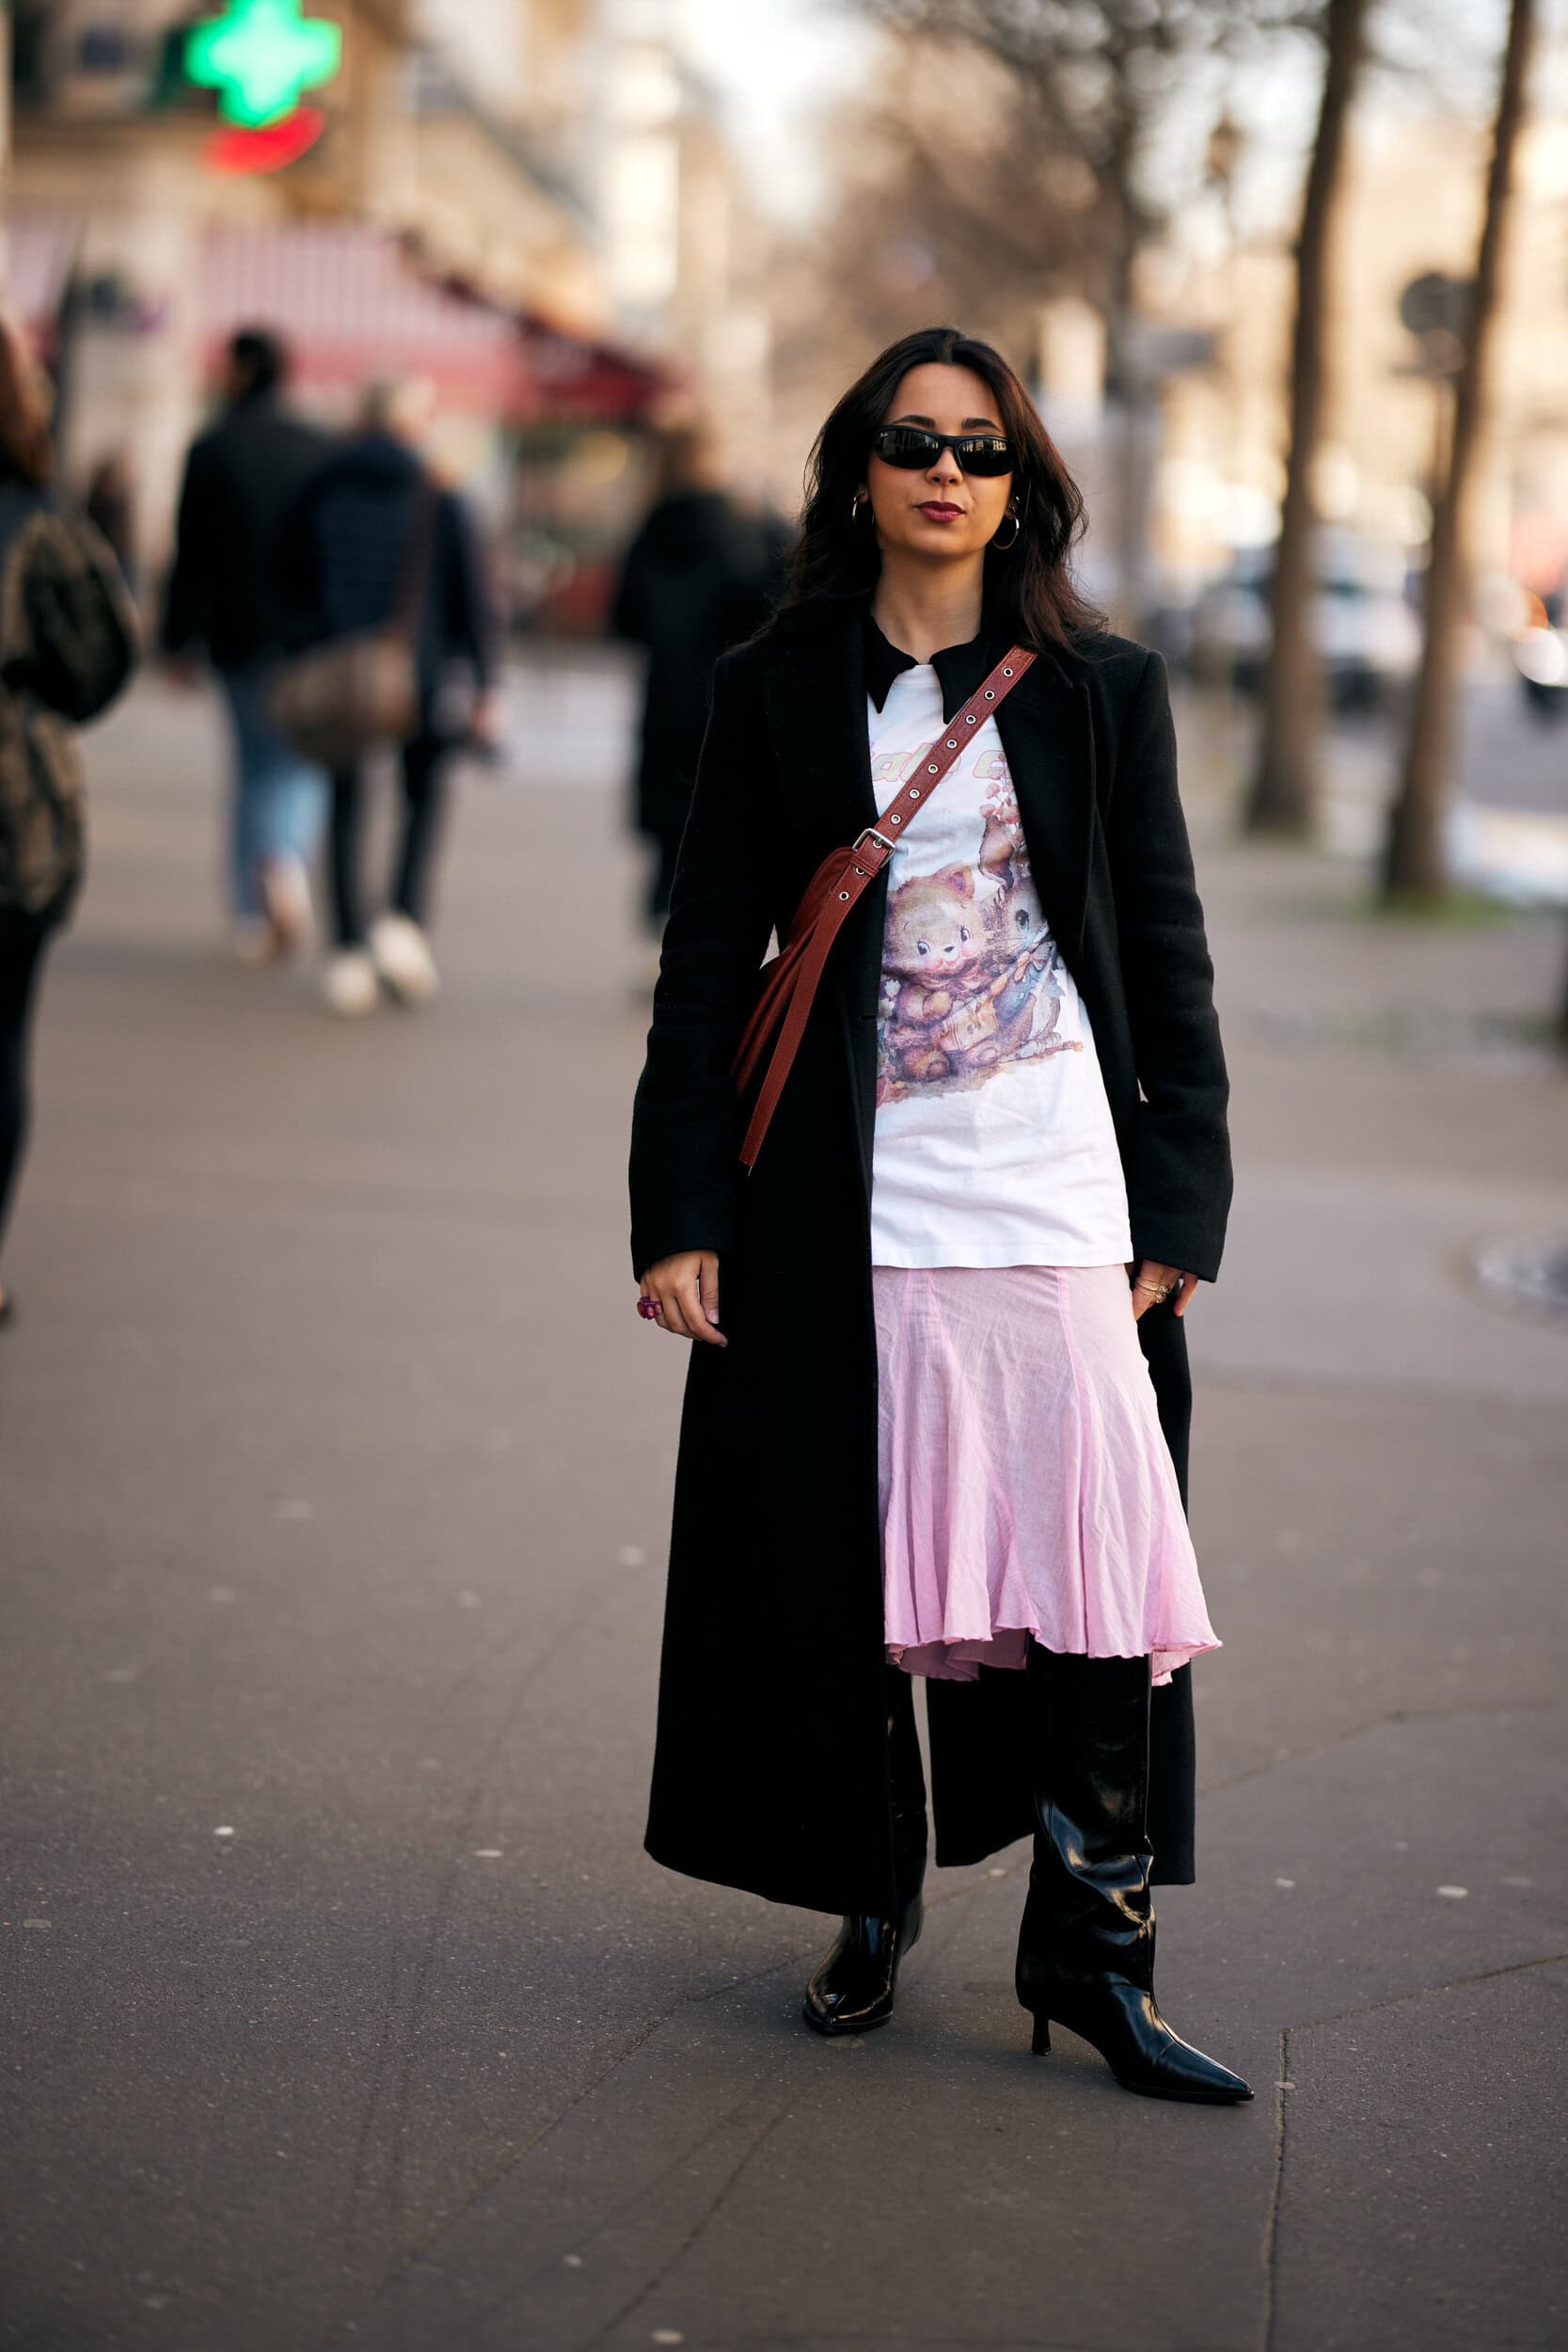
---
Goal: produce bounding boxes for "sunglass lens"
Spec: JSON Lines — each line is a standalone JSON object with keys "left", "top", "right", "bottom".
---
{"left": 872, "top": 428, "right": 1011, "bottom": 475}
{"left": 875, "top": 428, "right": 937, "bottom": 469}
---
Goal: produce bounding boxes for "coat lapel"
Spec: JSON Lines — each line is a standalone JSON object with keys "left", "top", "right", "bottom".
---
{"left": 993, "top": 649, "right": 1097, "bottom": 977}
{"left": 762, "top": 610, "right": 889, "bottom": 1030}
{"left": 761, "top": 612, "right": 877, "bottom": 850}
{"left": 762, "top": 616, "right": 885, "bottom": 1202}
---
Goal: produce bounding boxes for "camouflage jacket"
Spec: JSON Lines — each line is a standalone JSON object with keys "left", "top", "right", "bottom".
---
{"left": 0, "top": 484, "right": 137, "bottom": 924}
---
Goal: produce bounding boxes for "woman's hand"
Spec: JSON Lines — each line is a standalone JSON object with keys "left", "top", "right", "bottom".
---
{"left": 1128, "top": 1260, "right": 1198, "bottom": 1321}
{"left": 639, "top": 1251, "right": 726, "bottom": 1346}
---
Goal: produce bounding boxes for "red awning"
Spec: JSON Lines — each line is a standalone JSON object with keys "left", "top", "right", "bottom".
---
{"left": 199, "top": 224, "right": 666, "bottom": 422}
{"left": 200, "top": 223, "right": 523, "bottom": 405}
{"left": 515, "top": 310, "right": 669, "bottom": 424}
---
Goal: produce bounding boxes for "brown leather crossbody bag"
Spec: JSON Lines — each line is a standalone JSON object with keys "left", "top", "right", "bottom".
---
{"left": 732, "top": 644, "right": 1036, "bottom": 1169}
{"left": 271, "top": 483, "right": 441, "bottom": 769}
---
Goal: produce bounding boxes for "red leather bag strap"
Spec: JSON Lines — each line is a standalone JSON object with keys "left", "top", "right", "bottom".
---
{"left": 734, "top": 643, "right": 1037, "bottom": 1169}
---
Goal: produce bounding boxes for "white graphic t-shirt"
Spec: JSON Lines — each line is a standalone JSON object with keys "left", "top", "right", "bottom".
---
{"left": 868, "top": 656, "right": 1133, "bottom": 1269}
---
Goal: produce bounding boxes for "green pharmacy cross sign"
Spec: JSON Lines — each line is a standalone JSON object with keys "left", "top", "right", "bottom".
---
{"left": 186, "top": 0, "right": 342, "bottom": 130}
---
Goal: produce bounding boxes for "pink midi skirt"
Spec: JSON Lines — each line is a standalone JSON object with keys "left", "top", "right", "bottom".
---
{"left": 875, "top": 1264, "right": 1220, "bottom": 1689}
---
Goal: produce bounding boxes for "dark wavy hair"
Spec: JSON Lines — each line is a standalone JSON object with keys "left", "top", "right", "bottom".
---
{"left": 0, "top": 315, "right": 55, "bottom": 487}
{"left": 776, "top": 326, "right": 1101, "bottom": 651}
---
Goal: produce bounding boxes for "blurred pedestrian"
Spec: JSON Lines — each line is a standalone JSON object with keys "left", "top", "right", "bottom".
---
{"left": 84, "top": 448, "right": 139, "bottom": 600}
{"left": 0, "top": 316, "right": 137, "bottom": 1327}
{"left": 285, "top": 377, "right": 499, "bottom": 1018}
{"left": 162, "top": 327, "right": 330, "bottom": 964}
{"left": 630, "top": 326, "right": 1250, "bottom": 2104}
{"left": 611, "top": 425, "right": 788, "bottom": 979}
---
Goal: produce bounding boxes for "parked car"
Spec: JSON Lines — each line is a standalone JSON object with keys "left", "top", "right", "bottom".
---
{"left": 1188, "top": 532, "right": 1422, "bottom": 709}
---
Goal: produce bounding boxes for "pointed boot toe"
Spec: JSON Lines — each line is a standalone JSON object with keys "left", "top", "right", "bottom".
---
{"left": 1112, "top": 2032, "right": 1253, "bottom": 2106}
{"left": 801, "top": 1897, "right": 922, "bottom": 2038}
{"left": 802, "top": 1918, "right": 897, "bottom": 2036}
{"left": 1143, "top": 2035, "right": 1252, "bottom": 2105}
{"left": 1035, "top": 1982, "right": 1252, "bottom": 2104}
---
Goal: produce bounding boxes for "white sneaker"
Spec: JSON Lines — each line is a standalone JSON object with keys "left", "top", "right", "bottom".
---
{"left": 369, "top": 913, "right": 439, "bottom": 1006}
{"left": 323, "top": 948, "right": 380, "bottom": 1018}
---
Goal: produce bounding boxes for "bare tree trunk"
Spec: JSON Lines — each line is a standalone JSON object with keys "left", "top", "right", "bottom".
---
{"left": 1382, "top": 0, "right": 1537, "bottom": 901}
{"left": 1102, "top": 115, "right": 1155, "bottom": 640}
{"left": 1244, "top": 0, "right": 1369, "bottom": 835}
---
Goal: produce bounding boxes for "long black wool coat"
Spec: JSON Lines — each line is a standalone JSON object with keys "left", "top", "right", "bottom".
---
{"left": 628, "top": 604, "right": 1232, "bottom": 1918}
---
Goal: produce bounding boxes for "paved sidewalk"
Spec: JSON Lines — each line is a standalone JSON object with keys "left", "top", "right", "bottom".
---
{"left": 2, "top": 666, "right": 1564, "bottom": 2352}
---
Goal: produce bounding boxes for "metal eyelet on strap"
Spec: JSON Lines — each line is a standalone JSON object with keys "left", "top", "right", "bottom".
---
{"left": 984, "top": 689, "right": 995, "bottom": 700}
{"left": 927, "top": 762, "right": 940, "bottom": 773}
{"left": 945, "top": 739, "right": 957, "bottom": 750}
{"left": 910, "top": 787, "right": 920, "bottom": 798}
{"left": 890, "top": 813, "right": 902, "bottom": 823}
{"left": 1002, "top": 665, "right": 1014, "bottom": 676}
{"left": 965, "top": 713, "right": 977, "bottom": 724}
{"left": 838, "top": 890, "right": 850, "bottom": 900}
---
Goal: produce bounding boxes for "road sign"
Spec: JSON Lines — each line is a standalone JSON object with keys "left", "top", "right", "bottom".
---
{"left": 1399, "top": 271, "right": 1472, "bottom": 343}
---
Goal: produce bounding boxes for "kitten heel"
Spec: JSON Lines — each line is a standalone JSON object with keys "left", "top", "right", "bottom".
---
{"left": 1030, "top": 2016, "right": 1052, "bottom": 2056}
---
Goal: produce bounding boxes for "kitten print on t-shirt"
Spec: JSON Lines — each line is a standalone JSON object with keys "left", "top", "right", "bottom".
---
{"left": 876, "top": 765, "right": 1082, "bottom": 1107}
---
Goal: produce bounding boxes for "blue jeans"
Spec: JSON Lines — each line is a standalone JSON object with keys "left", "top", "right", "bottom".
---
{"left": 215, "top": 662, "right": 327, "bottom": 920}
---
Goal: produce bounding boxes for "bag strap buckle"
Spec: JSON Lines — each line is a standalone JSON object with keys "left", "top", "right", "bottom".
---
{"left": 852, "top": 826, "right": 897, "bottom": 863}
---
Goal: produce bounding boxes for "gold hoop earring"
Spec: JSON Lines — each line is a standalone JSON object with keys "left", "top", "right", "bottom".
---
{"left": 990, "top": 506, "right": 1022, "bottom": 551}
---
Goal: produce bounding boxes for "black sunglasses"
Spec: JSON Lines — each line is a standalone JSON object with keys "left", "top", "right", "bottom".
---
{"left": 870, "top": 425, "right": 1013, "bottom": 477}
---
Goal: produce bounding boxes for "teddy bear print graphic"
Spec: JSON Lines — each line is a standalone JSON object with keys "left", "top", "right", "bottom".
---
{"left": 876, "top": 767, "right": 1084, "bottom": 1107}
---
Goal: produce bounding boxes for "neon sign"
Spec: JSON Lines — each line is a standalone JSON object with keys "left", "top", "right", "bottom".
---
{"left": 185, "top": 0, "right": 341, "bottom": 172}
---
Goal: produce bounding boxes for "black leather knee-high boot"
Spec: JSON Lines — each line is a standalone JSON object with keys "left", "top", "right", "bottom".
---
{"left": 802, "top": 1667, "right": 928, "bottom": 2036}
{"left": 1016, "top": 1644, "right": 1251, "bottom": 2104}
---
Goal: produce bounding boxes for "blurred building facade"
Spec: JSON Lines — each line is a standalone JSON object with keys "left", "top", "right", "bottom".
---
{"left": 1155, "top": 102, "right": 1568, "bottom": 610}
{"left": 2, "top": 0, "right": 771, "bottom": 628}
{"left": 762, "top": 21, "right": 1568, "bottom": 640}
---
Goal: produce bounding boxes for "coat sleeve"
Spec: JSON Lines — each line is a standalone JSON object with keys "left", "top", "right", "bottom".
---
{"left": 628, "top": 652, "right": 773, "bottom": 1277}
{"left": 439, "top": 490, "right": 496, "bottom": 688}
{"left": 1105, "top": 650, "right": 1232, "bottom": 1284}
{"left": 608, "top": 527, "right": 651, "bottom": 647}
{"left": 160, "top": 441, "right": 213, "bottom": 658}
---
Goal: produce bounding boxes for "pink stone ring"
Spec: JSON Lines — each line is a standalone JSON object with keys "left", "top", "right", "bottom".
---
{"left": 637, "top": 1295, "right": 661, "bottom": 1321}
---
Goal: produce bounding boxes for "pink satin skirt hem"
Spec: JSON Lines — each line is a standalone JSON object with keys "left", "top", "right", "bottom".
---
{"left": 875, "top": 1263, "right": 1221, "bottom": 1690}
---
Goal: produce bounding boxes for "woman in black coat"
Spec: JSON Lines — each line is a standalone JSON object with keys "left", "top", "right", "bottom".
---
{"left": 628, "top": 327, "right": 1248, "bottom": 2105}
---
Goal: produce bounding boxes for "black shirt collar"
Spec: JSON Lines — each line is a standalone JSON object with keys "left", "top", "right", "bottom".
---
{"left": 863, "top": 610, "right": 998, "bottom": 721}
